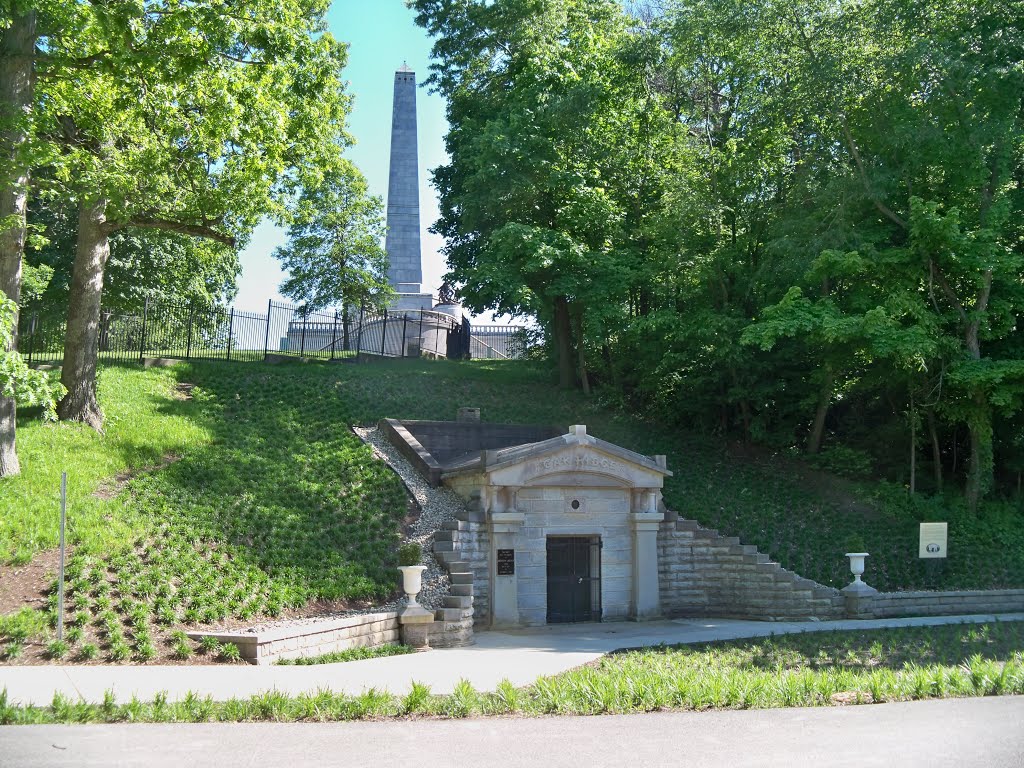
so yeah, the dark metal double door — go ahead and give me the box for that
[546,536,601,623]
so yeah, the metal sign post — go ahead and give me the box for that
[57,472,67,642]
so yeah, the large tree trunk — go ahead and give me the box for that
[552,295,574,389]
[965,394,993,513]
[963,317,993,511]
[574,306,590,395]
[926,409,943,493]
[806,365,834,455]
[0,11,37,477]
[58,199,112,430]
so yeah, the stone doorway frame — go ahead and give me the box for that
[545,535,603,624]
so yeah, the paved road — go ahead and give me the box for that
[3,613,1022,705]
[1,697,1022,768]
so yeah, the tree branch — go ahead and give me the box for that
[128,216,235,246]
[838,116,908,230]
[929,259,967,323]
[218,52,266,65]
[34,49,112,71]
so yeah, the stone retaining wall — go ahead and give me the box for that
[870,589,1024,618]
[658,514,844,621]
[187,611,400,665]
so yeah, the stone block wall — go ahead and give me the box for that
[658,515,844,621]
[187,612,400,665]
[871,589,1024,618]
[515,486,636,625]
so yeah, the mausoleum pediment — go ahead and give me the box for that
[443,425,671,490]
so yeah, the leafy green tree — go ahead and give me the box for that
[0,296,63,426]
[274,162,391,312]
[35,1,351,429]
[414,0,683,389]
[26,195,239,314]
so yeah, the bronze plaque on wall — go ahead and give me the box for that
[496,549,515,575]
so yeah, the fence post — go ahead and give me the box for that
[418,311,424,355]
[263,299,272,360]
[331,309,339,361]
[401,315,408,358]
[356,303,364,358]
[380,309,388,356]
[26,312,35,367]
[185,304,194,359]
[226,307,235,360]
[139,298,149,364]
[300,309,308,357]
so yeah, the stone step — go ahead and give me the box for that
[450,572,474,585]
[440,520,461,531]
[433,530,456,542]
[444,560,470,572]
[433,541,457,553]
[443,595,473,609]
[435,607,463,622]
[674,520,700,533]
[450,584,474,597]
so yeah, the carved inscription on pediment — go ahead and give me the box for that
[531,450,624,477]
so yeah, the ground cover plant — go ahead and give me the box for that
[273,643,413,665]
[1,361,409,663]
[1,622,1021,723]
[1,357,1022,665]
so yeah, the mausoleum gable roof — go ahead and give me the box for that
[441,426,671,479]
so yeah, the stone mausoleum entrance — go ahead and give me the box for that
[546,536,602,623]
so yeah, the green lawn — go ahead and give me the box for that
[2,622,1021,723]
[1,357,1022,665]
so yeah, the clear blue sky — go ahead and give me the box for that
[233,0,449,312]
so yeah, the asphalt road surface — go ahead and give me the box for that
[1,696,1022,768]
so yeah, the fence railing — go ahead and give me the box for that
[18,298,528,366]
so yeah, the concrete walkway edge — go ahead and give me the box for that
[2,612,1022,706]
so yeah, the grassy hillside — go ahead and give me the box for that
[1,357,1022,663]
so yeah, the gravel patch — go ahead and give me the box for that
[238,426,465,635]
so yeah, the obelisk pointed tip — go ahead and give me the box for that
[397,62,414,73]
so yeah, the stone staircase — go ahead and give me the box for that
[659,513,845,621]
[429,520,477,646]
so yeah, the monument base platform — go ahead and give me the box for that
[390,292,435,312]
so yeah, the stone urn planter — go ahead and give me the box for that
[845,552,869,583]
[399,565,428,607]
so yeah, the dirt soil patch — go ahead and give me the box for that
[0,548,59,616]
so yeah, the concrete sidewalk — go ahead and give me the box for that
[2,612,1022,706]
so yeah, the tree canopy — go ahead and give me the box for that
[414,0,1024,506]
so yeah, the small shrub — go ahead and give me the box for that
[172,638,193,660]
[135,641,157,662]
[3,641,24,660]
[108,641,131,662]
[198,636,220,654]
[78,643,100,661]
[46,639,69,659]
[401,681,432,714]
[217,642,241,663]
[397,542,421,567]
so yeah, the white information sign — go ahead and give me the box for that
[919,522,948,559]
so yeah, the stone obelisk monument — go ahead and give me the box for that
[385,64,433,311]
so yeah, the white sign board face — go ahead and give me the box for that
[919,522,948,559]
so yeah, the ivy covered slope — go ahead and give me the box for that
[2,358,1023,664]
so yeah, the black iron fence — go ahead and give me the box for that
[18,298,528,366]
